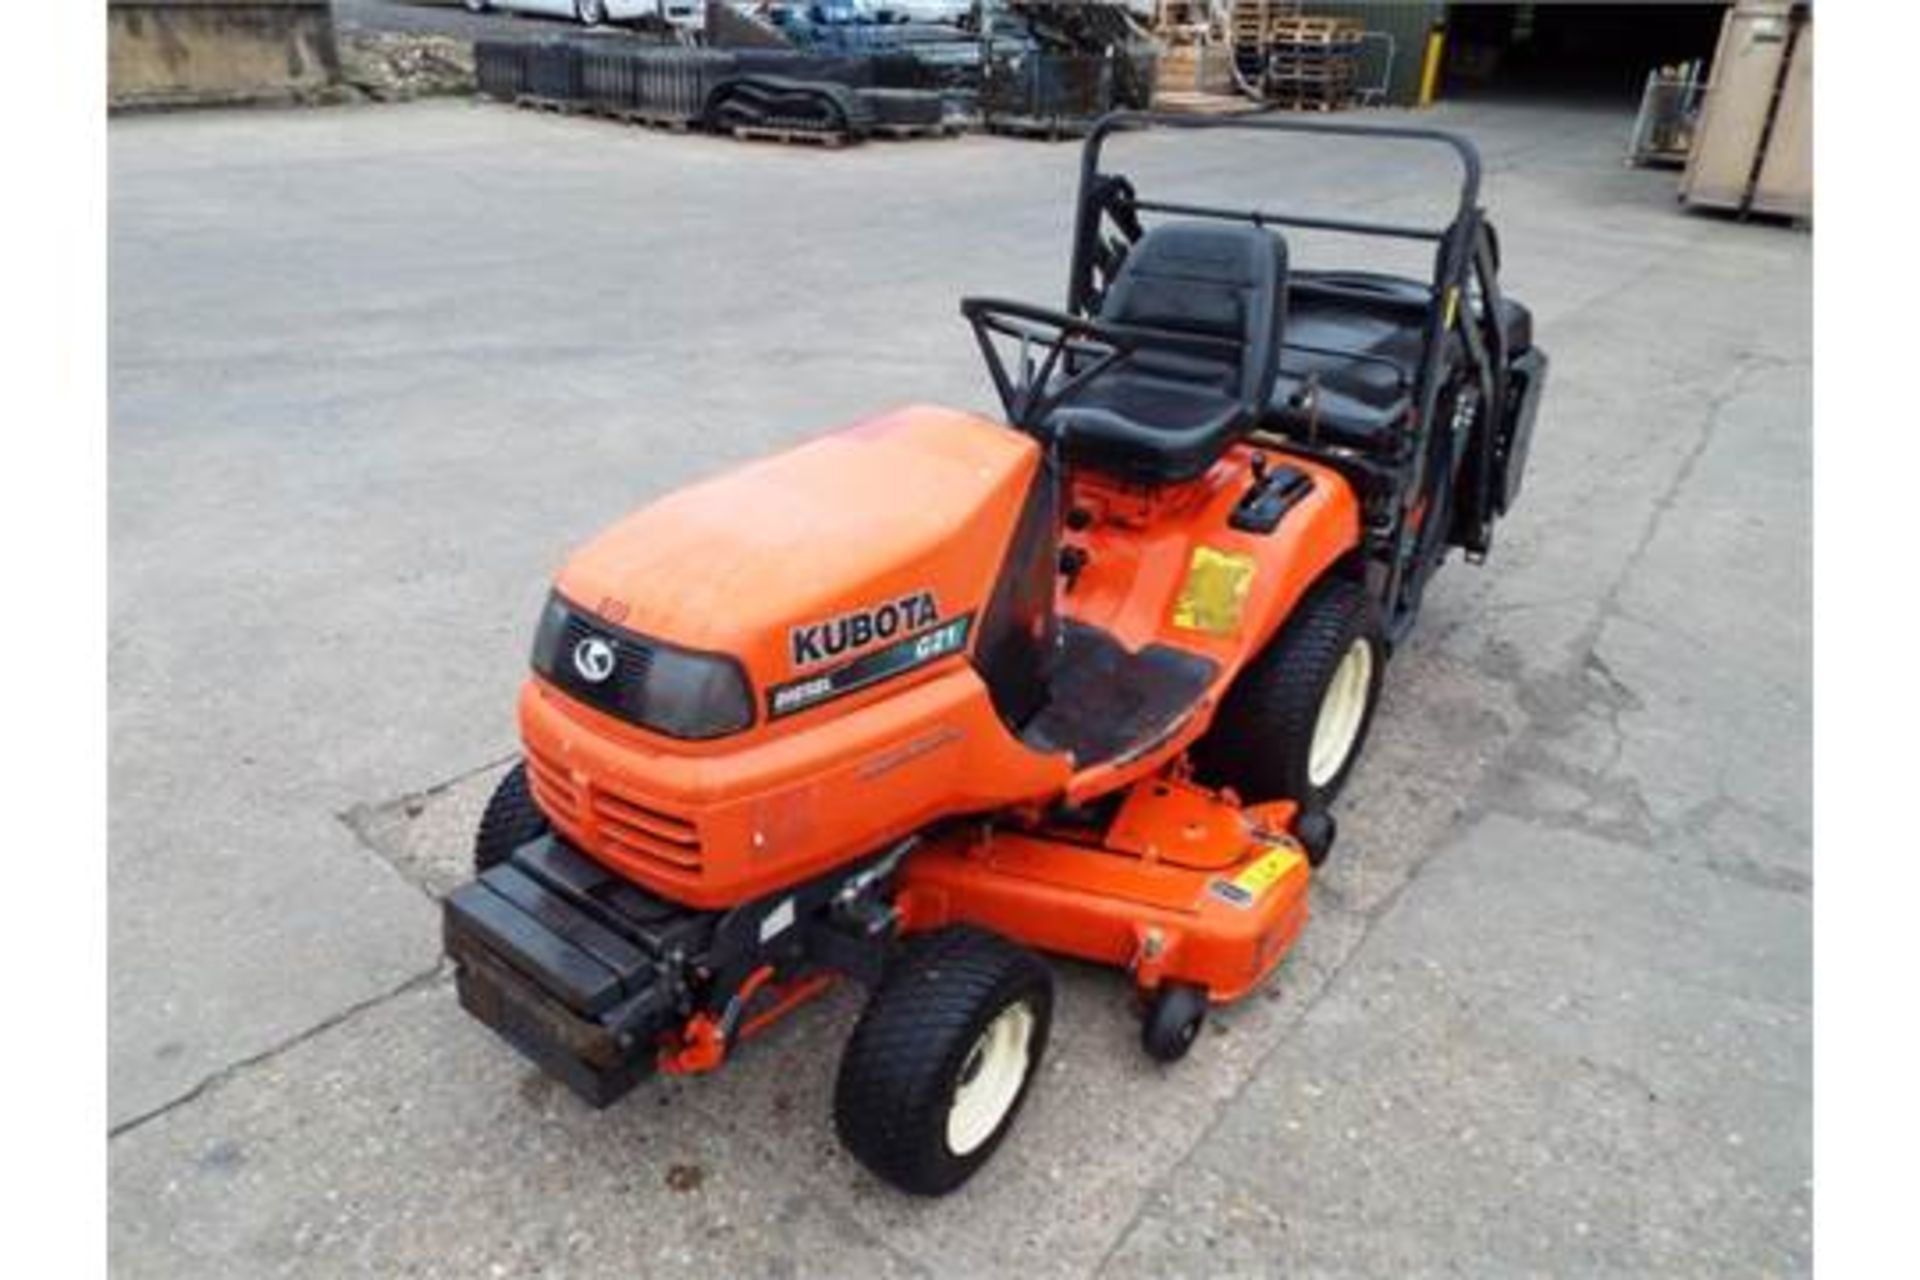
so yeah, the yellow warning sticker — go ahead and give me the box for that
[1232,848,1298,898]
[1443,285,1460,330]
[1209,847,1303,910]
[1172,545,1257,636]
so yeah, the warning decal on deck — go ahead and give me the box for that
[1208,846,1302,910]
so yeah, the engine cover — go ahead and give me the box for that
[523,406,1071,909]
[554,405,1040,719]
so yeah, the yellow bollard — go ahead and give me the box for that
[1418,25,1447,107]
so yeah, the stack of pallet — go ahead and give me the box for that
[1153,1,1234,100]
[1228,0,1296,91]
[1228,4,1363,111]
[1262,13,1362,110]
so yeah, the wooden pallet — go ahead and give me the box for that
[1268,55,1358,74]
[1153,91,1269,117]
[730,124,853,148]
[1265,93,1352,113]
[1266,76,1354,96]
[1267,44,1361,62]
[1267,64,1359,84]
[1157,43,1237,96]
[1269,15,1363,45]
[982,115,1094,142]
[516,95,590,115]
[594,106,696,133]
[1229,0,1300,42]
[870,120,959,141]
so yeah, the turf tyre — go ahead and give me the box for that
[473,761,550,873]
[834,927,1053,1196]
[1194,575,1385,810]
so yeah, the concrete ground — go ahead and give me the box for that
[109,97,1810,1276]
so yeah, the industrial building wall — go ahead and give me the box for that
[109,0,339,109]
[1303,1,1445,106]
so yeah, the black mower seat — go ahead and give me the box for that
[1263,273,1534,453]
[1044,221,1287,485]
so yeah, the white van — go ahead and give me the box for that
[464,0,707,35]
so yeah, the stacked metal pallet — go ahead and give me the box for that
[977,0,1159,138]
[978,50,1116,138]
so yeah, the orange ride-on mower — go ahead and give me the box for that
[444,114,1548,1195]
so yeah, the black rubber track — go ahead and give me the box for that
[1191,575,1385,811]
[705,76,876,139]
[855,88,946,128]
[834,927,1053,1196]
[473,761,551,873]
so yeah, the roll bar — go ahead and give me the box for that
[1067,111,1484,315]
[1059,112,1501,644]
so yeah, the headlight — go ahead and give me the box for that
[638,644,756,739]
[530,593,754,740]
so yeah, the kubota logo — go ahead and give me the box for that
[790,590,940,668]
[571,635,616,684]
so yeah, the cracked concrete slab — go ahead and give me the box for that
[109,982,925,1280]
[108,903,1372,1277]
[342,758,514,898]
[1103,819,1811,1277]
[1104,188,1809,1270]
[111,95,1808,1275]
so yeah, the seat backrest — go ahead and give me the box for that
[1098,221,1288,411]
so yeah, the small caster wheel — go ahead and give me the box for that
[1142,983,1208,1063]
[1294,809,1336,868]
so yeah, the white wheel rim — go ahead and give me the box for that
[945,1001,1036,1157]
[1308,638,1374,788]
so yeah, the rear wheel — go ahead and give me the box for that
[473,761,549,873]
[576,0,610,25]
[1193,576,1385,811]
[834,927,1053,1196]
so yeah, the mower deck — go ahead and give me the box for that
[900,782,1312,1003]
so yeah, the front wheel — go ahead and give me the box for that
[575,0,610,25]
[1193,576,1386,811]
[473,761,550,873]
[833,927,1053,1196]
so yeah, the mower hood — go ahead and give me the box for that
[552,405,1041,713]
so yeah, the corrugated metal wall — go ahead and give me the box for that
[1301,1,1446,105]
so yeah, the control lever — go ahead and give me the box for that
[1229,458,1315,534]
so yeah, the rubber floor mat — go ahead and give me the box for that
[1020,621,1217,769]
